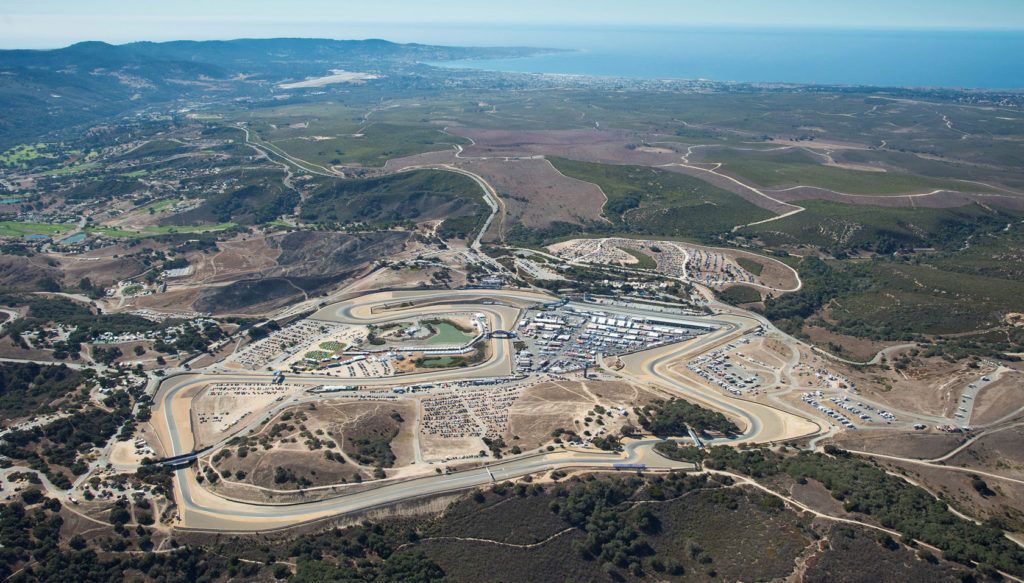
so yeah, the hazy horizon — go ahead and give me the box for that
[7,23,1024,52]
[7,25,1021,90]
[2,1,1022,89]
[2,0,1023,49]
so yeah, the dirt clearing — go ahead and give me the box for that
[971,370,1024,425]
[831,430,964,459]
[507,380,659,450]
[456,157,606,229]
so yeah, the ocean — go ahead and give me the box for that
[427,26,1024,90]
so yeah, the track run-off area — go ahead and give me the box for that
[151,289,823,533]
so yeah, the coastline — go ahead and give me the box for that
[424,27,1024,90]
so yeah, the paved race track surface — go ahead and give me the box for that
[152,289,820,532]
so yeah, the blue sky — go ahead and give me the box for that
[2,0,1023,48]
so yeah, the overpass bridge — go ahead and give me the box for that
[154,446,212,468]
[540,297,568,309]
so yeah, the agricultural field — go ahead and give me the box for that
[221,100,369,134]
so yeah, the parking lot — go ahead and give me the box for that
[313,354,394,378]
[228,320,345,370]
[687,335,769,397]
[797,392,897,430]
[956,364,1005,425]
[548,237,759,288]
[195,381,294,433]
[515,304,713,374]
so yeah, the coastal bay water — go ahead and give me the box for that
[429,26,1024,89]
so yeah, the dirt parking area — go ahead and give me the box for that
[874,358,999,419]
[191,381,302,447]
[59,249,149,288]
[109,440,149,467]
[419,434,483,463]
[548,237,800,292]
[418,382,518,460]
[0,337,60,362]
[970,371,1024,426]
[831,430,964,459]
[789,478,857,519]
[738,337,793,371]
[792,347,993,420]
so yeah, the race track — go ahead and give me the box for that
[150,289,821,532]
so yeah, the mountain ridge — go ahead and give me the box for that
[0,37,555,148]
